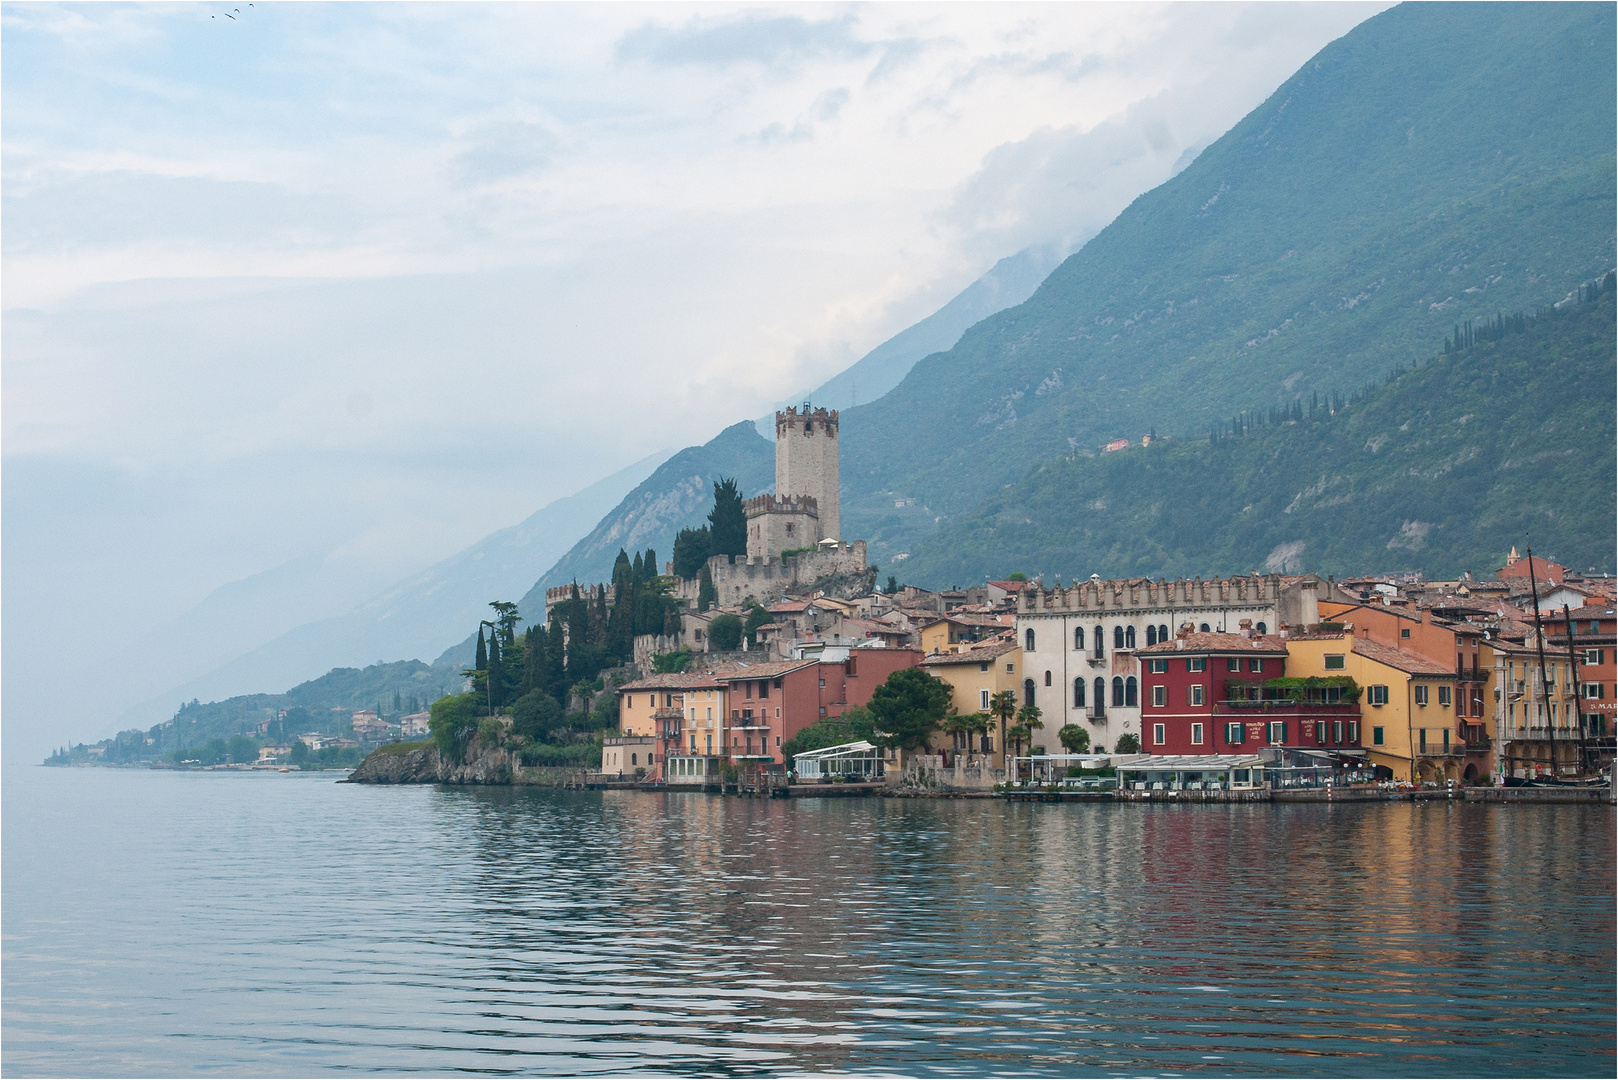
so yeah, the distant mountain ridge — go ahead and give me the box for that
[112,452,665,731]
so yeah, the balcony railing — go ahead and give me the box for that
[1214,700,1360,712]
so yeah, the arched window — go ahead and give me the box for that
[1094,627,1105,658]
[1114,626,1126,650]
[1200,622,1211,633]
[1074,626,1085,650]
[1025,628,1036,652]
[1044,670,1052,687]
[1111,676,1125,707]
[1125,676,1138,707]
[1125,625,1137,649]
[1159,624,1170,642]
[1093,678,1107,715]
[1146,625,1157,646]
[1255,621,1268,635]
[1023,678,1036,707]
[1074,678,1086,707]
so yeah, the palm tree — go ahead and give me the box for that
[989,691,1017,768]
[1016,704,1045,782]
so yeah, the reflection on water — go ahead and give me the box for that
[3,766,1613,1076]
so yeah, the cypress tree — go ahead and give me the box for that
[642,548,658,580]
[698,564,717,612]
[631,551,644,580]
[487,634,504,708]
[475,625,488,671]
[708,477,747,562]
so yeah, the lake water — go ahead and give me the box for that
[3,766,1614,1077]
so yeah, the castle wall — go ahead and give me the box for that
[776,406,840,542]
[676,541,869,608]
[743,494,819,561]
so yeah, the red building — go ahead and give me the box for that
[715,647,923,767]
[1138,631,1362,755]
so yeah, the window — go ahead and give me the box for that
[631,753,638,765]
[980,689,991,710]
[1114,626,1125,650]
[1148,659,1168,673]
[1187,657,1207,672]
[1024,679,1036,706]
[1372,726,1385,746]
[1006,663,1015,673]
[1073,679,1086,708]
[819,678,826,688]
[1249,659,1264,673]
[1153,723,1166,745]
[1228,657,1242,672]
[1125,626,1137,649]
[1414,685,1429,706]
[1438,686,1451,707]
[1315,721,1326,742]
[1199,622,1211,632]
[1146,625,1157,646]
[819,707,826,718]
[1045,670,1052,687]
[1226,722,1244,744]
[1094,678,1106,714]
[1584,648,1605,665]
[1158,624,1170,642]
[1400,628,1411,638]
[759,680,769,699]
[1348,721,1359,743]
[1125,676,1138,707]
[1441,729,1449,753]
[1583,683,1604,699]
[1189,684,1205,706]
[979,662,990,672]
[1094,627,1105,658]
[1418,729,1427,752]
[1074,627,1085,650]
[1268,721,1287,745]
[1025,629,1036,651]
[1152,685,1166,707]
[1333,720,1344,744]
[1112,677,1125,707]
[1367,685,1389,706]
[1255,622,1267,635]
[1191,723,1204,745]
[1324,654,1346,670]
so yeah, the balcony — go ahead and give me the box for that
[1213,699,1359,714]
[729,722,772,732]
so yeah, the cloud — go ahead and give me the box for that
[615,12,871,69]
[450,122,559,184]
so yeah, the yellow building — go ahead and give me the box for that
[919,639,1022,768]
[918,614,1013,656]
[1286,632,1459,782]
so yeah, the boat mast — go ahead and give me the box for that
[1525,547,1557,776]
[1562,603,1591,777]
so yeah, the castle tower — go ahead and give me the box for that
[775,403,839,543]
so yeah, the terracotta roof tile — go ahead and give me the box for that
[1348,637,1454,676]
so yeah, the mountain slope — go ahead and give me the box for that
[110,452,663,731]
[779,244,1071,416]
[899,283,1617,586]
[839,2,1616,553]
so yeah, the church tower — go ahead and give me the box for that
[774,403,840,543]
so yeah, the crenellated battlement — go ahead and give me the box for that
[775,404,839,436]
[744,494,819,519]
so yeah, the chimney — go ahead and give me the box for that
[1177,622,1194,639]
[1238,618,1253,639]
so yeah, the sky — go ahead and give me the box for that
[2,1,1387,761]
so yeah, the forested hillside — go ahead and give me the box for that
[899,279,1617,586]
[77,660,459,764]
[840,2,1616,557]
